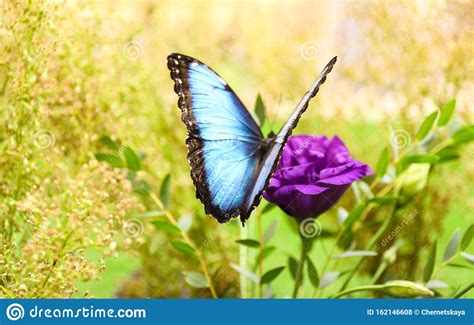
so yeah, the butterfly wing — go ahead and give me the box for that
[240,57,338,223]
[167,53,264,223]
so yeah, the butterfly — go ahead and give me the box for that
[167,53,337,224]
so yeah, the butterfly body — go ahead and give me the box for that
[167,53,336,224]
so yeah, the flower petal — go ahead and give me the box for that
[318,161,374,186]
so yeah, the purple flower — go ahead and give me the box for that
[264,135,374,221]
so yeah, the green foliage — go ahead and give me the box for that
[159,174,171,209]
[236,239,261,248]
[443,229,461,262]
[182,272,209,288]
[416,111,438,141]
[375,148,389,178]
[437,99,456,127]
[423,240,437,283]
[306,257,320,288]
[123,147,141,171]
[152,221,181,234]
[254,94,266,127]
[343,203,365,228]
[261,267,285,284]
[461,225,474,250]
[171,241,196,256]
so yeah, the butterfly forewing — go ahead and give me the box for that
[168,53,263,223]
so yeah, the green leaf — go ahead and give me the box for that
[368,195,400,205]
[375,147,389,178]
[447,262,473,269]
[260,266,285,285]
[398,154,439,171]
[262,203,277,214]
[95,153,124,168]
[306,257,319,288]
[343,203,365,229]
[99,135,119,152]
[152,220,180,234]
[235,239,260,248]
[133,179,152,196]
[460,252,474,264]
[337,207,349,226]
[171,240,195,255]
[254,246,277,270]
[260,246,277,260]
[452,125,474,144]
[182,271,208,288]
[230,263,259,284]
[254,94,266,127]
[288,257,298,280]
[461,224,474,250]
[177,214,193,232]
[423,240,437,283]
[437,146,460,163]
[426,280,449,289]
[263,220,279,244]
[437,99,456,127]
[416,111,438,141]
[443,228,460,262]
[123,146,141,171]
[159,174,171,208]
[338,229,354,250]
[319,272,340,288]
[334,250,378,259]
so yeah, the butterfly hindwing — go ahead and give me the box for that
[168,53,264,223]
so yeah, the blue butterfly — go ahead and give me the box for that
[167,53,336,224]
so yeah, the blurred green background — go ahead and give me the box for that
[1,0,472,298]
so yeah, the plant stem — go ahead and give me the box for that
[257,208,264,298]
[150,193,218,299]
[239,224,248,298]
[292,235,312,298]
